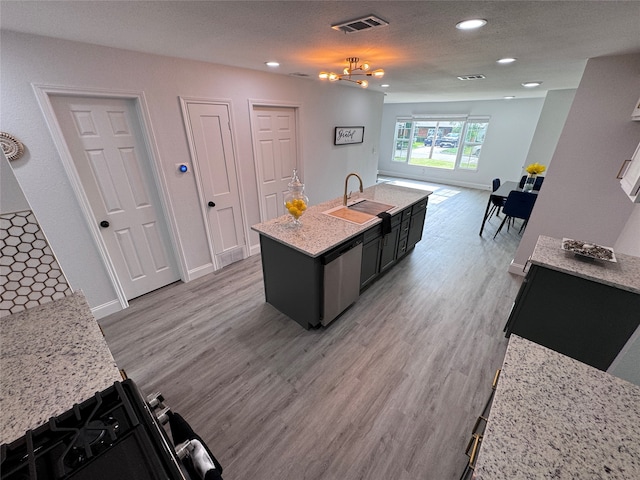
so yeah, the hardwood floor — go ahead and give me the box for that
[100,180,523,480]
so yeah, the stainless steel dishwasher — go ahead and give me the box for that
[321,238,363,326]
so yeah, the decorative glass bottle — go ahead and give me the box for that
[284,169,309,226]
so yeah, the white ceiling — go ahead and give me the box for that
[2,1,639,103]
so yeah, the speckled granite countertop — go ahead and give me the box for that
[251,183,431,257]
[475,335,640,479]
[530,235,640,294]
[0,292,122,444]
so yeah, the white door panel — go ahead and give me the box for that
[51,95,179,299]
[251,106,299,221]
[183,101,246,269]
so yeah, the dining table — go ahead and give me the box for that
[479,180,538,236]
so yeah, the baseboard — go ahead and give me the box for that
[187,263,215,281]
[249,243,261,257]
[377,170,491,191]
[92,299,124,319]
[508,260,527,276]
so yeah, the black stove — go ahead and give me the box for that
[1,380,221,480]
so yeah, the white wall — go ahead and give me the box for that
[378,98,545,190]
[522,89,576,170]
[1,152,30,214]
[513,53,640,271]
[614,206,640,256]
[0,31,384,315]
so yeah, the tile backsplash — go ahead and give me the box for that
[0,210,72,317]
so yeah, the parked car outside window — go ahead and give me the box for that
[424,134,443,146]
[439,134,459,148]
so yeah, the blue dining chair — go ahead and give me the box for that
[493,191,537,238]
[488,178,506,219]
[518,175,528,189]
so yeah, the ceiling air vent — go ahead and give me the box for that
[457,74,486,81]
[331,15,389,34]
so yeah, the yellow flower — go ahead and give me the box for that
[525,163,546,175]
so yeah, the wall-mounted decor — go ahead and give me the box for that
[0,132,25,161]
[334,126,365,145]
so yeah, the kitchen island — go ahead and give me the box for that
[251,183,431,329]
[474,335,640,479]
[0,292,122,444]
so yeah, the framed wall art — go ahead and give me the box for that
[334,126,364,145]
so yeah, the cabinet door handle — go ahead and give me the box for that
[468,434,482,469]
[492,369,501,389]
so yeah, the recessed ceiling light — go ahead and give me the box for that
[521,81,542,88]
[456,19,487,30]
[504,96,516,99]
[497,58,517,64]
[381,84,390,88]
[265,61,280,67]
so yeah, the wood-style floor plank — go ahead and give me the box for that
[100,180,523,480]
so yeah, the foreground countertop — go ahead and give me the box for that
[475,335,640,479]
[530,235,640,294]
[0,292,122,444]
[251,183,431,257]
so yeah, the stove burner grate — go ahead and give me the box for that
[1,380,186,480]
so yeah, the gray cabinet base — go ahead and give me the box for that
[259,235,322,329]
[505,265,640,370]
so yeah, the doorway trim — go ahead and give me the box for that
[32,84,187,314]
[179,96,250,272]
[248,99,303,231]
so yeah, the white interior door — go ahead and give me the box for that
[50,95,179,300]
[182,101,246,269]
[251,105,299,221]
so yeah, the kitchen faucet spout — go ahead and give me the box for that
[343,173,364,205]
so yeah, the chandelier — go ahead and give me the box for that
[319,57,385,88]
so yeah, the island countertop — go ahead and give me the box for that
[0,292,122,444]
[530,235,640,294]
[251,183,432,257]
[474,335,640,479]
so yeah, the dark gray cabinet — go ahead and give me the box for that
[460,369,501,480]
[505,264,640,370]
[407,198,427,251]
[359,198,428,290]
[360,225,382,289]
[380,215,401,272]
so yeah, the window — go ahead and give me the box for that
[392,116,489,171]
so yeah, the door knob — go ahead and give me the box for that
[208,201,216,207]
[100,220,110,228]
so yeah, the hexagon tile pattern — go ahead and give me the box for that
[1,210,72,317]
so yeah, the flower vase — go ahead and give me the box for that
[523,173,537,192]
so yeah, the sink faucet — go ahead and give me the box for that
[343,173,364,205]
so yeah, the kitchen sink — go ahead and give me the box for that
[322,200,395,225]
[346,199,395,216]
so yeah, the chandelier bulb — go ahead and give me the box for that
[319,57,383,86]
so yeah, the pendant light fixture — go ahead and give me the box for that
[319,57,384,88]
